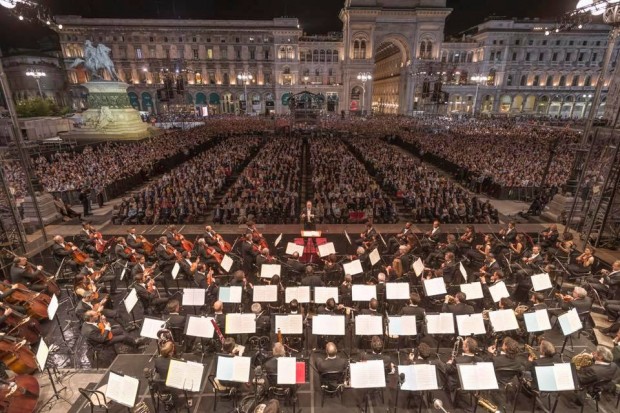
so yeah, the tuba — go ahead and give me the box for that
[571,351,594,370]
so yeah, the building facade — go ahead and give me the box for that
[54,1,616,118]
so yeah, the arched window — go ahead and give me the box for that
[559,75,566,87]
[520,75,527,86]
[223,73,229,85]
[533,75,540,87]
[320,50,325,62]
[326,50,332,62]
[546,75,553,87]
[333,50,339,61]
[353,40,360,59]
[584,75,592,87]
[572,75,579,87]
[313,49,319,62]
[419,39,434,59]
[506,74,513,86]
[300,49,307,62]
[360,40,366,59]
[283,66,291,75]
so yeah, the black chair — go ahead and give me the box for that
[266,373,295,408]
[318,370,346,407]
[78,387,109,412]
[207,374,238,411]
[580,378,613,413]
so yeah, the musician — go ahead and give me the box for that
[360,298,380,316]
[466,234,495,264]
[530,292,547,311]
[356,221,377,246]
[387,222,412,254]
[458,225,476,250]
[422,220,442,252]
[539,224,559,250]
[476,253,500,282]
[126,228,147,256]
[339,274,353,307]
[554,232,575,258]
[549,287,592,318]
[75,291,128,330]
[81,310,145,349]
[400,292,425,318]
[194,238,221,270]
[114,237,134,265]
[9,257,47,293]
[211,301,226,335]
[445,337,483,393]
[264,343,296,394]
[156,236,177,295]
[300,200,317,231]
[229,270,253,311]
[391,245,412,279]
[80,258,117,295]
[568,246,596,278]
[287,252,307,280]
[240,233,259,275]
[134,273,170,314]
[586,259,620,300]
[252,303,271,337]
[577,346,619,386]
[154,340,175,380]
[75,221,98,256]
[201,225,221,250]
[316,342,347,376]
[501,222,517,244]
[130,255,150,279]
[256,248,275,268]
[425,234,459,267]
[508,234,526,256]
[164,225,183,251]
[52,235,79,272]
[485,337,525,386]
[439,252,459,285]
[362,336,394,374]
[442,292,474,315]
[525,339,562,389]
[164,299,187,348]
[300,266,324,287]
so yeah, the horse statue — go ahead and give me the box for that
[70,40,120,81]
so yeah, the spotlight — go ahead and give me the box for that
[46,20,50,25]
[545,30,550,36]
[555,28,560,33]
[578,24,583,29]
[58,24,63,29]
[18,14,23,21]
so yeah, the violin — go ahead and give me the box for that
[0,283,50,321]
[0,303,40,345]
[97,315,113,341]
[555,292,574,302]
[0,334,37,375]
[251,228,268,250]
[0,374,40,413]
[206,267,214,286]
[64,242,89,265]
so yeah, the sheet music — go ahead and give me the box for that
[488,281,510,302]
[369,248,381,266]
[423,277,447,296]
[185,316,215,338]
[350,360,386,388]
[317,242,336,257]
[301,231,321,237]
[140,317,166,339]
[285,286,311,303]
[274,233,283,247]
[120,267,127,281]
[47,293,59,320]
[312,314,345,335]
[285,242,305,256]
[220,255,234,272]
[166,359,204,392]
[558,308,582,335]
[459,262,468,282]
[488,309,519,332]
[182,288,206,306]
[352,284,376,301]
[399,364,439,391]
[106,372,139,408]
[36,338,49,371]
[216,356,251,383]
[531,273,553,291]
[275,314,303,335]
[457,362,499,390]
[386,282,410,300]
[355,315,384,335]
[260,264,281,279]
[277,357,297,385]
[218,286,242,303]
[413,258,425,277]
[314,286,339,304]
[388,316,417,336]
[523,309,552,332]
[425,313,455,335]
[459,282,484,300]
[343,259,363,276]
[253,285,278,302]
[456,313,486,336]
[171,262,180,280]
[344,230,351,245]
[535,363,575,391]
[123,288,138,314]
[225,313,256,334]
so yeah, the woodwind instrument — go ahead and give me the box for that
[524,344,538,360]
[277,328,283,344]
[451,336,464,360]
[210,319,225,344]
[477,395,500,413]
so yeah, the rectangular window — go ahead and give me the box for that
[192,37,197,42]
[528,40,534,46]
[512,52,517,61]
[149,36,154,42]
[583,41,588,46]
[565,52,572,61]
[515,39,521,45]
[552,52,558,61]
[221,48,228,59]
[236,49,241,60]
[542,40,547,46]
[264,50,270,60]
[592,53,598,61]
[556,40,561,46]
[149,47,156,58]
[193,49,199,60]
[207,37,211,43]
[235,37,240,43]
[539,52,544,61]
[136,48,143,59]
[525,52,530,61]
[578,52,585,62]
[207,48,213,59]
[596,40,601,46]
[250,49,256,60]
[569,40,574,46]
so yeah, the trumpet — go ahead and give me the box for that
[477,395,500,413]
[514,305,529,317]
[445,294,456,304]
[524,344,538,360]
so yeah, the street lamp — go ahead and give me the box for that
[25,69,46,97]
[356,72,372,115]
[237,72,253,115]
[470,75,489,116]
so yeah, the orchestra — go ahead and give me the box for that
[3,219,620,413]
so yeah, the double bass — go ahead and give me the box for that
[0,334,37,375]
[0,374,40,413]
[0,303,40,344]
[0,284,50,321]
[214,232,232,253]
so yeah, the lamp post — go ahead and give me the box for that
[565,0,620,230]
[25,69,46,97]
[357,72,372,116]
[237,72,253,115]
[470,75,488,116]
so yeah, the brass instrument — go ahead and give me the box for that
[133,401,153,413]
[514,305,529,317]
[482,309,491,321]
[571,351,594,370]
[445,295,456,305]
[524,344,538,360]
[477,395,500,413]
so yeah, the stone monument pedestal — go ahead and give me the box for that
[542,193,583,225]
[69,81,153,141]
[22,193,62,233]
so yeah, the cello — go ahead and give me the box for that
[1,250,60,297]
[174,233,194,253]
[0,283,50,321]
[214,232,232,253]
[0,304,40,344]
[0,334,37,375]
[0,375,40,413]
[64,242,89,265]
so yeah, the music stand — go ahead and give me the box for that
[396,364,440,412]
[350,360,386,413]
[456,362,499,411]
[185,315,216,362]
[425,313,455,353]
[47,293,74,354]
[557,308,582,354]
[122,288,142,330]
[37,338,71,411]
[182,288,206,315]
[533,363,577,413]
[165,358,204,410]
[312,314,346,354]
[105,371,140,409]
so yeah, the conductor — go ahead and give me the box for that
[300,200,317,231]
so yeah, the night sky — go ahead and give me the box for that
[0,0,578,51]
